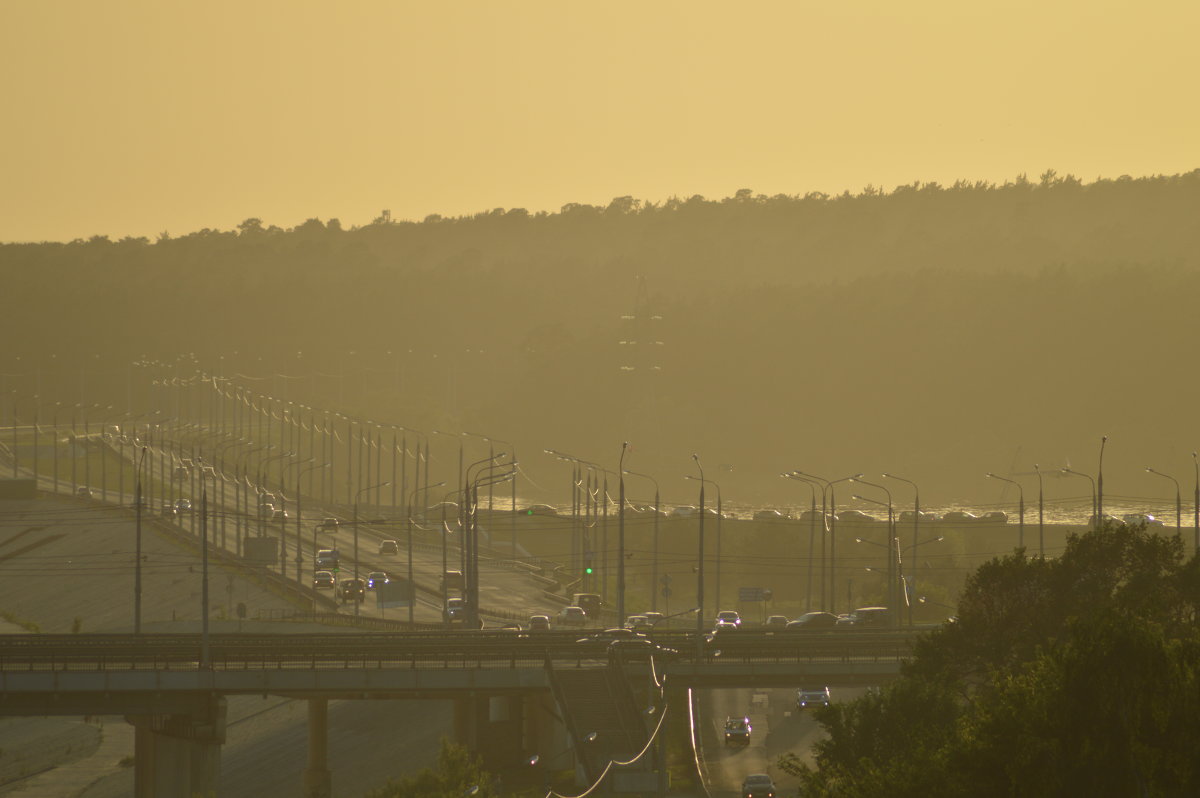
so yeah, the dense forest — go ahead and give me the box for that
[3,170,1200,505]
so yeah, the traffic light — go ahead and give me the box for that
[584,565,594,575]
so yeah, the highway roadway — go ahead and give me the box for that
[698,685,870,798]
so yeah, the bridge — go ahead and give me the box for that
[0,630,915,797]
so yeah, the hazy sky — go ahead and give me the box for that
[3,1,1197,243]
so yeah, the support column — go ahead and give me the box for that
[305,698,332,798]
[128,695,226,798]
[133,722,156,798]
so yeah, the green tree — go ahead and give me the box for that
[364,738,499,798]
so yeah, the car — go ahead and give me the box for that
[786,611,840,631]
[643,611,666,627]
[76,486,94,499]
[741,773,776,798]
[320,517,340,531]
[670,505,697,518]
[571,593,603,616]
[366,571,388,588]
[764,615,789,629]
[715,610,742,627]
[312,570,336,589]
[174,498,192,513]
[796,686,831,710]
[257,503,275,519]
[160,502,178,518]
[528,614,551,631]
[314,549,340,569]
[444,597,467,623]
[981,510,1009,523]
[754,509,787,522]
[521,504,558,517]
[580,627,643,644]
[1087,513,1124,529]
[846,606,891,628]
[337,579,365,603]
[834,614,857,629]
[836,509,877,523]
[899,510,939,523]
[557,606,587,626]
[173,465,190,480]
[272,507,291,522]
[797,509,832,523]
[711,619,738,637]
[1122,513,1165,529]
[942,510,979,523]
[724,716,752,746]
[624,614,651,632]
[379,539,399,555]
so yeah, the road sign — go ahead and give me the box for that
[376,579,414,609]
[738,586,766,602]
[661,586,672,598]
[660,574,673,585]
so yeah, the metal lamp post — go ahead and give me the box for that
[623,468,660,612]
[409,480,446,623]
[354,481,391,616]
[1062,467,1097,527]
[986,472,1025,550]
[849,487,896,621]
[783,473,820,612]
[1145,467,1182,538]
[1034,464,1045,558]
[618,442,628,621]
[295,462,329,583]
[691,454,706,659]
[1098,435,1108,521]
[686,473,722,616]
[1193,453,1199,553]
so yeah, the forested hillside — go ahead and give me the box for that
[4,170,1199,504]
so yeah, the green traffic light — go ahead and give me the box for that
[585,566,594,574]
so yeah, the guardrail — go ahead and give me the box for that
[0,630,920,672]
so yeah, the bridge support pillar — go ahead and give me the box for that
[454,693,487,750]
[128,695,226,798]
[304,698,332,798]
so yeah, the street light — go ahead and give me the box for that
[782,472,820,612]
[882,472,920,622]
[849,488,896,622]
[409,480,447,623]
[1145,467,1182,538]
[687,472,723,615]
[295,461,329,583]
[692,454,706,658]
[985,472,1026,550]
[1061,467,1097,526]
[1033,464,1046,559]
[1193,453,1200,553]
[623,468,660,612]
[618,442,629,621]
[354,481,391,616]
[1098,435,1108,521]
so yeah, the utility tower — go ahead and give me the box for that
[618,277,664,458]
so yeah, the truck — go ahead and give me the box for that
[442,570,464,594]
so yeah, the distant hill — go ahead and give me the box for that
[3,169,1199,504]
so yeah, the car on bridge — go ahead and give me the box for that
[76,485,95,499]
[312,570,335,589]
[715,610,742,628]
[753,509,788,522]
[366,571,388,588]
[338,579,366,603]
[724,716,752,746]
[607,636,679,664]
[379,539,399,555]
[174,498,192,514]
[624,615,652,632]
[796,686,831,710]
[528,614,552,631]
[521,504,558,517]
[315,549,340,569]
[741,773,776,798]
[444,597,467,624]
[557,606,587,626]
[764,615,789,629]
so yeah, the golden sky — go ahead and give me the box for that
[2,1,1197,242]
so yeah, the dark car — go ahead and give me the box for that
[723,716,752,746]
[312,570,335,589]
[836,509,877,523]
[337,579,365,603]
[754,509,787,522]
[366,571,388,588]
[786,611,840,631]
[764,615,789,629]
[942,510,979,523]
[741,774,776,798]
